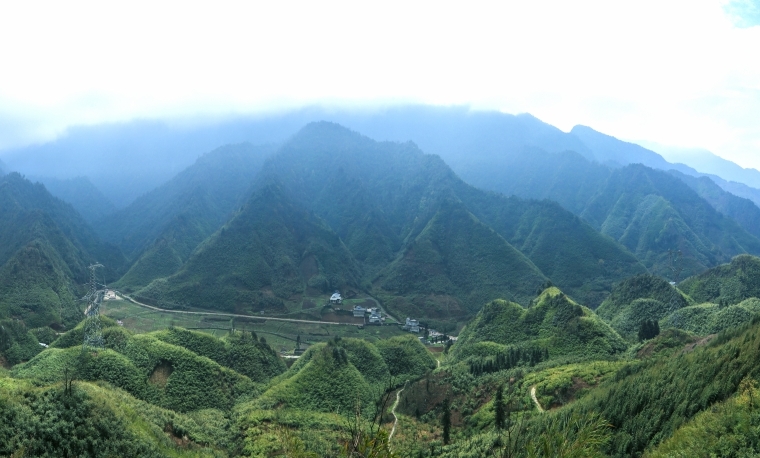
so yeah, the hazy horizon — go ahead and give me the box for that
[1,1,759,169]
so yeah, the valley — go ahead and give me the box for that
[3,111,760,457]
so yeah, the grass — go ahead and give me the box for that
[101,299,408,354]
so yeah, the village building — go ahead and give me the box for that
[368,310,382,325]
[330,291,342,304]
[353,305,366,317]
[403,317,420,333]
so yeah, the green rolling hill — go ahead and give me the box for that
[679,254,760,305]
[452,287,628,361]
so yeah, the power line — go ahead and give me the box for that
[82,263,105,351]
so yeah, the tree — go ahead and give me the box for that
[296,334,302,351]
[494,384,505,430]
[638,319,660,341]
[442,398,451,445]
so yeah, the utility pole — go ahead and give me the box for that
[82,263,105,351]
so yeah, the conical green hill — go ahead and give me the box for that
[453,287,627,360]
[143,182,362,312]
[595,274,691,339]
[376,200,547,316]
[254,341,375,414]
[15,325,257,413]
[679,254,760,305]
[151,327,286,384]
[374,334,436,382]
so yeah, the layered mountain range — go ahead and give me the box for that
[2,109,760,330]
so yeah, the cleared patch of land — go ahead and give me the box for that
[101,299,408,353]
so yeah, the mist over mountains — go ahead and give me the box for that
[2,107,760,323]
[4,106,760,211]
[6,106,760,457]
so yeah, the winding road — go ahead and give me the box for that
[116,293,364,327]
[389,385,405,442]
[530,386,544,413]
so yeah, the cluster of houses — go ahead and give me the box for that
[353,305,383,324]
[331,291,385,325]
[402,317,457,345]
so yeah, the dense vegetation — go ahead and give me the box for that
[108,143,274,290]
[138,123,647,320]
[453,287,628,361]
[0,173,126,332]
[680,254,760,305]
[6,113,760,456]
[14,324,273,413]
[595,274,690,340]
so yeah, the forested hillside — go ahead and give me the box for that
[30,175,116,224]
[101,143,273,290]
[5,109,760,457]
[0,173,126,331]
[136,122,645,319]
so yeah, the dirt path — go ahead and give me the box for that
[389,385,405,442]
[117,293,363,327]
[530,386,544,413]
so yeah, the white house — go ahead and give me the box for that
[330,291,342,304]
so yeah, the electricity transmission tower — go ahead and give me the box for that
[82,263,105,351]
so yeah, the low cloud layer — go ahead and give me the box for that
[1,0,759,169]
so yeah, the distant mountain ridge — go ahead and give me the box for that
[28,176,116,224]
[130,122,646,320]
[8,106,758,210]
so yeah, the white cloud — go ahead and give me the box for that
[1,0,759,169]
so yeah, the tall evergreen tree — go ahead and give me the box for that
[442,398,451,445]
[494,384,505,430]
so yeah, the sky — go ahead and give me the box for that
[1,0,759,169]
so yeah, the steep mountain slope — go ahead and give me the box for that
[461,191,647,306]
[570,125,673,170]
[99,143,272,258]
[375,200,547,317]
[654,145,760,190]
[261,122,644,308]
[668,169,760,240]
[581,164,760,278]
[101,143,272,290]
[0,173,126,329]
[30,176,116,224]
[141,182,362,313]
